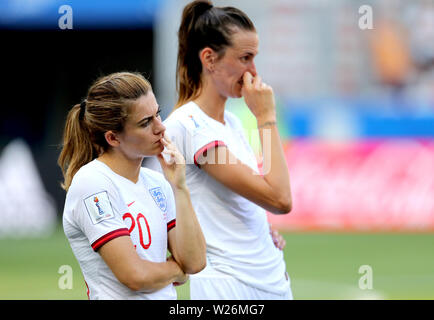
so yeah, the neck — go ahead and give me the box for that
[98,151,142,184]
[193,77,227,124]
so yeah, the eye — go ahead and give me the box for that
[140,120,151,128]
[140,107,162,128]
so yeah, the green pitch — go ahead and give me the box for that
[0,225,433,299]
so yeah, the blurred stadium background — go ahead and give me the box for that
[0,0,433,299]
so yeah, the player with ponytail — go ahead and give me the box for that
[163,1,293,299]
[59,72,205,299]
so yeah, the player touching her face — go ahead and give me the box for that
[160,0,293,300]
[58,72,206,299]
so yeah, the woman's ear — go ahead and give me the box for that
[199,47,216,72]
[104,131,120,148]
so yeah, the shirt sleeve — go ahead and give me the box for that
[72,173,129,251]
[164,181,176,232]
[164,117,226,168]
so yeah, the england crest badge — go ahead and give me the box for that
[149,187,167,213]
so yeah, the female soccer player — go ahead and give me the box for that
[58,72,206,299]
[163,0,293,299]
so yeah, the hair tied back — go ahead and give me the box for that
[79,100,86,120]
[195,0,213,17]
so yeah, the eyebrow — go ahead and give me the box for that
[242,51,258,58]
[137,106,161,125]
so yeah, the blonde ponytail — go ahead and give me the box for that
[58,104,97,191]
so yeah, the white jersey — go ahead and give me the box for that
[63,159,177,300]
[161,101,290,295]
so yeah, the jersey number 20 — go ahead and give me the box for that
[122,213,151,250]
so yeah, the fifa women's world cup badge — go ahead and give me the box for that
[84,191,115,225]
[94,196,105,215]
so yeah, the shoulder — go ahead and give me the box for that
[164,102,203,132]
[64,161,121,224]
[164,103,192,125]
[68,160,117,197]
[71,160,111,184]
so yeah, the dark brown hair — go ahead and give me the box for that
[175,0,255,108]
[58,72,151,190]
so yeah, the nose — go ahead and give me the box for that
[153,116,166,136]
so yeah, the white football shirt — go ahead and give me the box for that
[63,159,176,300]
[160,101,290,295]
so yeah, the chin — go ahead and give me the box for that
[154,144,165,155]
